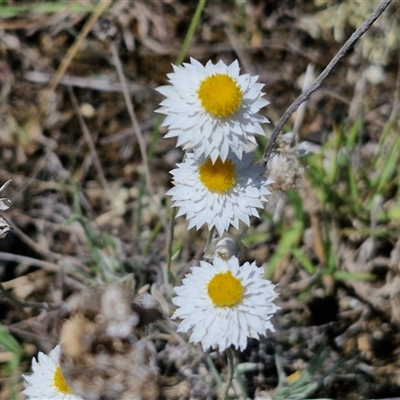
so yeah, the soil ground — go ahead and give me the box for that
[1,1,400,399]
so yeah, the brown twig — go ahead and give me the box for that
[262,0,393,166]
[48,0,112,92]
[8,222,62,263]
[0,281,59,312]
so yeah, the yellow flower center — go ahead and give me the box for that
[53,365,74,394]
[207,270,244,307]
[197,73,242,118]
[199,158,236,194]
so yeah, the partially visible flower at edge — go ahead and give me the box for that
[167,152,272,236]
[0,180,12,239]
[0,179,12,211]
[171,256,279,352]
[156,58,269,162]
[23,345,82,400]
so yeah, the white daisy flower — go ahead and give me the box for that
[172,256,279,352]
[167,152,272,236]
[23,345,81,400]
[156,58,269,162]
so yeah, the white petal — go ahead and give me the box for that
[155,58,269,159]
[171,257,279,352]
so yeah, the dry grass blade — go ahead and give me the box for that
[48,0,112,92]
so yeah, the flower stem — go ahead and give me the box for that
[166,207,178,272]
[204,226,215,255]
[176,0,207,65]
[222,347,235,400]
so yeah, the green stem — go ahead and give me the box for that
[205,354,223,389]
[222,347,236,399]
[163,0,206,279]
[176,0,207,65]
[204,226,215,256]
[166,207,178,274]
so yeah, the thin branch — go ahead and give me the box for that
[262,0,392,165]
[0,281,59,312]
[109,43,152,195]
[109,42,168,231]
[0,251,60,272]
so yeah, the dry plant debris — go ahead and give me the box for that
[0,1,400,399]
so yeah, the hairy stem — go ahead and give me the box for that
[222,347,236,399]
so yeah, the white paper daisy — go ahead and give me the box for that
[172,256,279,352]
[23,345,81,400]
[156,58,269,162]
[167,152,272,236]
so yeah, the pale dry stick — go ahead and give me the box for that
[109,42,168,230]
[48,0,112,92]
[109,42,152,193]
[9,222,62,263]
[224,24,253,75]
[389,51,400,123]
[25,71,148,94]
[348,72,367,123]
[0,251,60,273]
[293,63,315,135]
[67,86,113,203]
[262,0,393,166]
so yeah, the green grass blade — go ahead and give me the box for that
[0,3,95,18]
[292,248,316,275]
[333,270,373,281]
[0,325,23,400]
[265,220,304,279]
